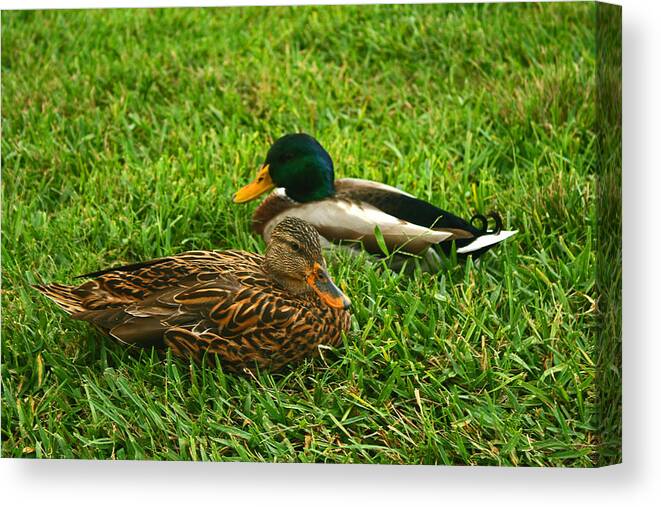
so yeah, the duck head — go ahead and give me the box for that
[263,217,350,310]
[234,133,336,204]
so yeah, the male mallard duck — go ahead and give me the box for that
[234,133,516,266]
[34,217,351,373]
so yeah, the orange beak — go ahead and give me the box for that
[233,164,275,203]
[306,263,351,310]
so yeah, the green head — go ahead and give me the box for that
[234,133,336,204]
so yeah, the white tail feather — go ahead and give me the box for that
[456,230,518,254]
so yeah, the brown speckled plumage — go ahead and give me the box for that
[34,218,351,373]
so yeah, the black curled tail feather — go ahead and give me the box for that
[470,214,489,234]
[488,212,503,233]
[469,211,503,235]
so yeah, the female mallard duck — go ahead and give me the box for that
[34,217,351,373]
[234,133,516,266]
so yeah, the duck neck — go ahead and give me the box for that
[276,156,336,203]
[262,257,311,296]
[285,180,335,203]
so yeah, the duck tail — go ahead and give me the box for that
[469,211,503,235]
[454,211,518,257]
[33,283,85,315]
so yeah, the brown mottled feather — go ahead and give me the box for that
[34,247,350,373]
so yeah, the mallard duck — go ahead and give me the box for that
[34,217,351,373]
[234,133,517,267]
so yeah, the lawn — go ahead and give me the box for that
[1,3,619,465]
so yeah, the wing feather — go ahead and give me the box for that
[261,197,452,255]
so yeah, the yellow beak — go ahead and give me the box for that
[233,164,275,203]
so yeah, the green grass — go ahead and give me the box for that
[2,3,617,465]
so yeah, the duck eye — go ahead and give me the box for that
[289,242,300,252]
